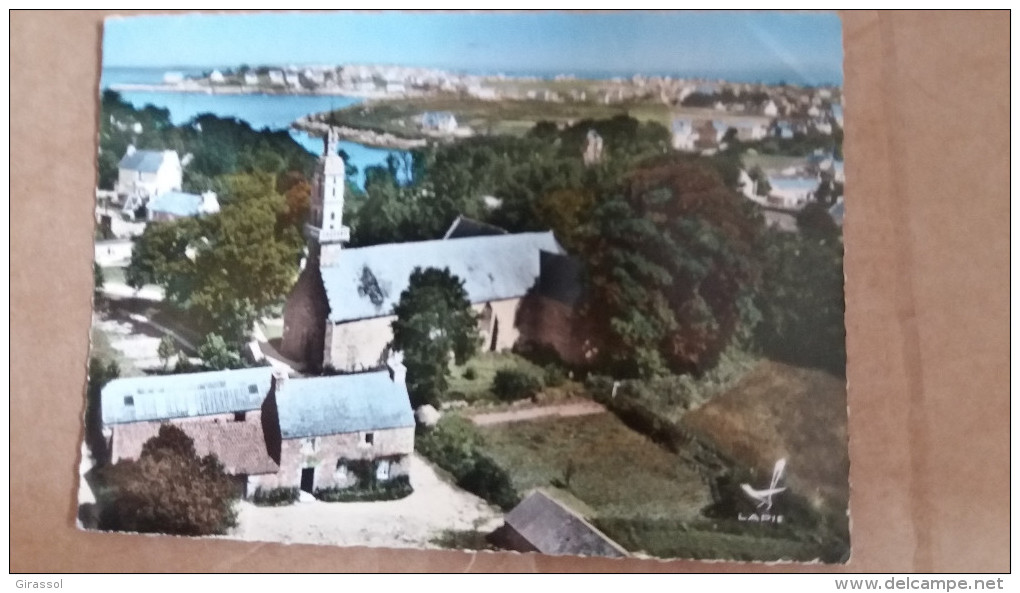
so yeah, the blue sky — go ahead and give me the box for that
[104,11,843,85]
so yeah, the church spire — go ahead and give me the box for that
[305,126,349,267]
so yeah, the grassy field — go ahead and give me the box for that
[476,413,711,522]
[446,351,546,405]
[326,95,674,142]
[681,360,850,521]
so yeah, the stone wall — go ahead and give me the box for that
[280,264,328,369]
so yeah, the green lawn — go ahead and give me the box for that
[446,351,543,404]
[475,413,711,522]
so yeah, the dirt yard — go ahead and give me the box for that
[227,454,504,549]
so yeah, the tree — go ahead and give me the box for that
[127,173,302,341]
[85,357,120,464]
[578,157,763,377]
[390,267,479,408]
[99,424,239,536]
[157,335,177,371]
[754,226,845,376]
[198,333,244,371]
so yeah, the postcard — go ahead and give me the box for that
[80,10,848,563]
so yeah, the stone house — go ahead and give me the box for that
[280,128,577,373]
[99,364,415,497]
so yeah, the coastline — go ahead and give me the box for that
[109,83,407,101]
[293,117,429,151]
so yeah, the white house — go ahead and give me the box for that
[762,100,779,117]
[243,73,259,85]
[209,70,225,83]
[766,176,819,210]
[268,70,285,85]
[115,147,182,202]
[420,111,458,133]
[671,117,699,151]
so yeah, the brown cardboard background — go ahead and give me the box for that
[10,10,1009,573]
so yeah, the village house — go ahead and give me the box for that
[146,190,220,222]
[420,111,458,133]
[94,238,134,268]
[281,128,584,373]
[115,146,182,202]
[766,175,819,210]
[99,363,415,498]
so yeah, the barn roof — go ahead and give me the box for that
[101,367,273,425]
[111,420,279,475]
[276,371,415,439]
[502,491,628,558]
[148,191,203,217]
[118,149,174,173]
[320,231,565,323]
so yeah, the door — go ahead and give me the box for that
[300,467,315,493]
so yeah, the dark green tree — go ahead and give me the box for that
[754,226,845,376]
[99,424,239,536]
[85,358,120,464]
[198,333,244,371]
[390,267,479,407]
[579,156,763,377]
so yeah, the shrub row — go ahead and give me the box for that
[416,416,521,510]
[314,475,414,503]
[250,486,300,507]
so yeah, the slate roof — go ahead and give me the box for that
[111,420,279,475]
[119,149,173,173]
[768,176,820,192]
[442,215,509,240]
[276,371,415,439]
[320,231,565,323]
[148,191,204,217]
[101,367,274,425]
[502,491,628,558]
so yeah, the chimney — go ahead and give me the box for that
[272,368,288,394]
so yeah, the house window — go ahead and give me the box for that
[301,437,318,455]
[124,396,134,406]
[248,384,258,394]
[364,432,374,446]
[234,411,246,422]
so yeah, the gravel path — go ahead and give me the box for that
[226,454,504,549]
[469,400,606,426]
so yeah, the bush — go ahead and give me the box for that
[251,486,300,506]
[491,369,542,402]
[543,364,568,388]
[416,416,521,510]
[314,475,413,502]
[462,367,477,380]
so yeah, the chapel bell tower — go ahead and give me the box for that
[305,126,349,267]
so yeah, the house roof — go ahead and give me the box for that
[101,367,274,425]
[319,231,565,323]
[768,176,820,192]
[119,149,175,173]
[148,191,203,217]
[276,371,415,439]
[502,491,628,558]
[111,420,279,475]
[442,215,508,240]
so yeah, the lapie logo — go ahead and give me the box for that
[738,458,786,523]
